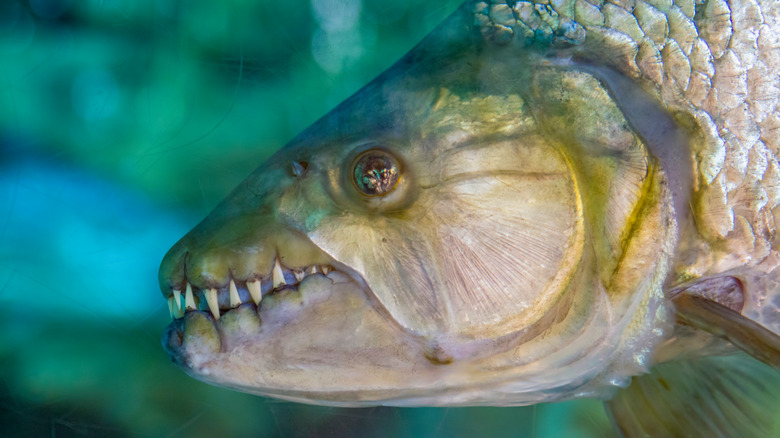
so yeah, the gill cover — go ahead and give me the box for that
[280,47,677,352]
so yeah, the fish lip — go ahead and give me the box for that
[329,259,371,290]
[161,319,186,365]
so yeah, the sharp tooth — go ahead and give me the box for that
[321,265,331,275]
[205,288,220,320]
[167,296,175,319]
[173,289,182,309]
[184,283,198,310]
[273,258,286,288]
[229,279,242,307]
[294,270,305,281]
[247,280,262,305]
[173,289,185,318]
[306,265,319,275]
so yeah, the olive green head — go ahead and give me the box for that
[158,4,678,405]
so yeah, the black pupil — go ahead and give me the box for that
[353,151,399,196]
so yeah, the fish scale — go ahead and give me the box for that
[479,0,780,335]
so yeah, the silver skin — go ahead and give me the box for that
[159,0,780,406]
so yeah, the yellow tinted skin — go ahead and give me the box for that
[158,2,682,406]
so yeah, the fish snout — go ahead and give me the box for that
[158,211,336,322]
[157,206,426,399]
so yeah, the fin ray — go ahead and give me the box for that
[674,293,780,369]
[607,354,780,437]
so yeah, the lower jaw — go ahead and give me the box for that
[162,314,620,408]
[163,305,258,364]
[160,270,623,405]
[163,271,352,364]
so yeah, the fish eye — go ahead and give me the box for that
[351,149,400,197]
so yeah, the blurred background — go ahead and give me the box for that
[0,0,613,436]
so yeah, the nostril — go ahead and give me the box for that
[291,161,308,177]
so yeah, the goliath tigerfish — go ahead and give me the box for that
[159,0,780,435]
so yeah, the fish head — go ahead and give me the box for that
[159,6,680,406]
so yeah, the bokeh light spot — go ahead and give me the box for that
[311,28,365,74]
[310,0,373,74]
[311,0,362,32]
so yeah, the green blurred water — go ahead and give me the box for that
[0,1,614,436]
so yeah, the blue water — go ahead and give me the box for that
[0,1,611,436]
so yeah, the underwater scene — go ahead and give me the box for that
[8,0,780,436]
[0,0,613,436]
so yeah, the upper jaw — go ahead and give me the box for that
[157,213,376,372]
[158,204,343,322]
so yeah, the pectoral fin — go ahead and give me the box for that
[606,290,780,437]
[673,293,780,369]
[606,354,780,437]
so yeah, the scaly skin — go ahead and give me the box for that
[158,0,780,407]
[476,0,780,333]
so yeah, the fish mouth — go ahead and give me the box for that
[160,262,359,364]
[162,258,340,322]
[156,204,382,372]
[159,241,371,351]
[158,236,437,402]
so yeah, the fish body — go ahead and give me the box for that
[159,0,780,434]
